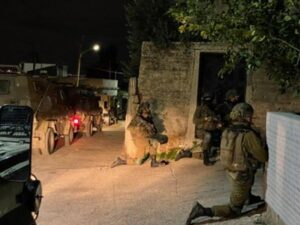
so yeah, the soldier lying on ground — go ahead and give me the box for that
[186,103,268,225]
[111,102,169,168]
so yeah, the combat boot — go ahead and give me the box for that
[203,150,214,166]
[175,149,192,161]
[111,157,127,168]
[150,155,169,168]
[186,202,213,225]
[247,193,264,205]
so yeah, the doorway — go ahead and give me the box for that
[197,53,247,106]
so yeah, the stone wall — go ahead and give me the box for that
[138,43,194,150]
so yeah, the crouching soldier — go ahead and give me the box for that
[193,93,221,165]
[111,102,168,168]
[175,93,222,164]
[186,103,268,225]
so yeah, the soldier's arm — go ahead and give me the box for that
[243,131,268,163]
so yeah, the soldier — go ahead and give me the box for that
[175,93,222,164]
[111,102,168,168]
[186,103,268,225]
[193,93,221,165]
[216,89,240,127]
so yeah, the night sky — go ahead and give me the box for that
[0,0,128,74]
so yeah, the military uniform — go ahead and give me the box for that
[211,123,267,217]
[215,101,234,126]
[128,113,167,159]
[186,103,268,225]
[111,102,168,168]
[193,103,220,165]
[216,89,239,127]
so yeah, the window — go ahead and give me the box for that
[0,80,10,94]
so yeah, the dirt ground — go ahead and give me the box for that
[32,122,266,225]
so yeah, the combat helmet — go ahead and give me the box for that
[137,102,151,115]
[225,89,239,100]
[230,102,254,121]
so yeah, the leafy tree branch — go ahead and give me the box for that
[170,0,300,91]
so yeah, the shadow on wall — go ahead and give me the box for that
[149,98,166,133]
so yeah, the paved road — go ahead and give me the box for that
[32,123,266,225]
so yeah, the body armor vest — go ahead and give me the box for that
[220,127,250,172]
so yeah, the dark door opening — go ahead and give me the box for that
[197,53,247,106]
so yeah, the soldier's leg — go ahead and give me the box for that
[148,138,168,167]
[211,172,253,217]
[175,148,193,161]
[192,130,205,159]
[186,173,254,224]
[111,156,127,168]
[186,201,213,225]
[202,131,213,166]
[247,170,263,204]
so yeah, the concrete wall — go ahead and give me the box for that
[265,112,300,225]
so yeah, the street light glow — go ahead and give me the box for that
[76,42,101,87]
[93,44,100,51]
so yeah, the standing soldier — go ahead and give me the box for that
[216,89,240,127]
[186,103,268,225]
[111,102,168,168]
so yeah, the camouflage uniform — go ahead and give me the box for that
[128,112,167,159]
[111,102,168,168]
[216,89,240,127]
[211,123,267,217]
[193,102,220,165]
[186,103,268,224]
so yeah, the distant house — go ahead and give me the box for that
[0,64,21,74]
[20,62,68,77]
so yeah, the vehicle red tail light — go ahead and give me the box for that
[71,116,80,126]
[73,118,79,125]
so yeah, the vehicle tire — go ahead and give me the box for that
[65,126,74,146]
[85,121,93,137]
[45,128,55,154]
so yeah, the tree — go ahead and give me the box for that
[170,0,300,92]
[124,0,180,77]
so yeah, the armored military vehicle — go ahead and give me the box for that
[62,86,103,137]
[50,76,117,127]
[0,73,74,154]
[0,105,42,225]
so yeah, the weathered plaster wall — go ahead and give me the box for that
[246,68,300,132]
[138,43,195,150]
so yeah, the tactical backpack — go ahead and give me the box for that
[220,128,250,172]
